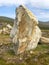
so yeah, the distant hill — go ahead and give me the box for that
[0,16,49,30]
[39,21,49,29]
[0,16,14,28]
[0,16,14,25]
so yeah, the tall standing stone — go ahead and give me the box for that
[10,5,41,54]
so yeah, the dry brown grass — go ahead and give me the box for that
[0,34,11,44]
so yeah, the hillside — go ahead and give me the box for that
[0,16,49,30]
[0,16,14,28]
[39,21,49,29]
[0,16,14,23]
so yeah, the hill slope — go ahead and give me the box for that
[0,16,14,21]
[0,16,14,22]
[0,16,14,28]
[39,21,49,29]
[0,16,49,29]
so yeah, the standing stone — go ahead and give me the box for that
[10,5,41,54]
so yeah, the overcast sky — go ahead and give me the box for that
[0,0,49,21]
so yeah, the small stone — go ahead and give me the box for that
[19,57,22,61]
[0,43,3,46]
[30,51,33,54]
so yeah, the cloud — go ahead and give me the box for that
[0,0,29,6]
[0,0,49,21]
[30,0,49,9]
[0,0,49,9]
[39,13,49,21]
[35,10,49,21]
[30,7,49,21]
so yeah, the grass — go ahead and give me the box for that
[0,30,49,65]
[42,30,49,38]
[0,34,10,44]
[7,49,15,56]
[0,44,49,65]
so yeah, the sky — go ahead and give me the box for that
[0,0,49,21]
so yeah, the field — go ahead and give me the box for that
[0,16,49,65]
[0,30,49,65]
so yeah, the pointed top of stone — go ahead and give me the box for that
[16,5,38,25]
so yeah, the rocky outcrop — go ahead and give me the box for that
[39,37,49,44]
[0,24,12,35]
[10,5,41,54]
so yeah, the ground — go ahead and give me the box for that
[0,30,49,65]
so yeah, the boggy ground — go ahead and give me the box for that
[0,30,49,65]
